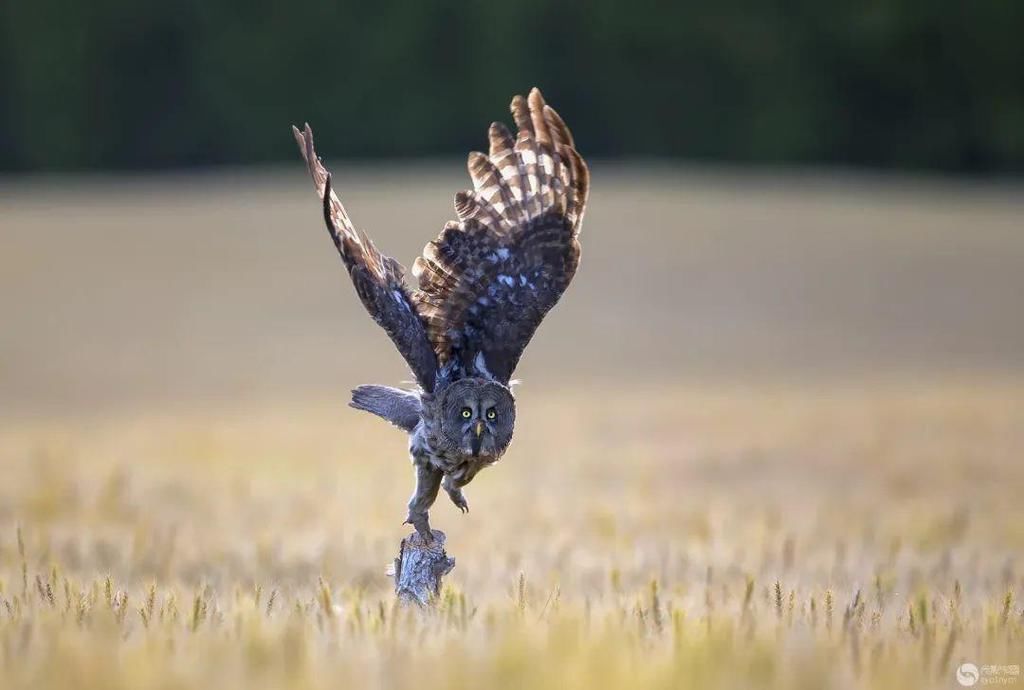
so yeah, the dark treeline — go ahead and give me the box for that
[1,0,1021,173]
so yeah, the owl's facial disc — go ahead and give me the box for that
[440,378,515,459]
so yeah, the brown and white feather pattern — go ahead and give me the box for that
[293,88,587,389]
[293,124,438,391]
[412,88,590,383]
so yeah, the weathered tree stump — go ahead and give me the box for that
[388,530,455,606]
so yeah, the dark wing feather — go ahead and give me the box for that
[411,88,589,383]
[293,125,438,391]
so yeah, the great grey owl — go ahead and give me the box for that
[293,88,589,540]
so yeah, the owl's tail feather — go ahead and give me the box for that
[349,385,422,433]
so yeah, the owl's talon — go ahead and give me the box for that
[446,489,469,514]
[405,514,433,542]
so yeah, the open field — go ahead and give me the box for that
[1,167,1023,688]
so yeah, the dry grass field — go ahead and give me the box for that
[1,166,1022,689]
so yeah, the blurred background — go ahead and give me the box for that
[1,0,1022,418]
[2,0,1024,172]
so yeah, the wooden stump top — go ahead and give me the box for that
[389,530,455,606]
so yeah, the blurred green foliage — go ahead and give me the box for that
[1,0,1021,172]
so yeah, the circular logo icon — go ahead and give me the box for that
[957,663,980,687]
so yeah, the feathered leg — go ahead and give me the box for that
[443,463,486,514]
[405,462,442,541]
[442,474,469,514]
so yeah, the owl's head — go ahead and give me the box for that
[438,378,515,459]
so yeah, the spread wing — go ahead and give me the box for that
[293,125,438,392]
[411,88,590,383]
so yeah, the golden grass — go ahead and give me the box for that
[1,383,1021,689]
[3,169,1023,686]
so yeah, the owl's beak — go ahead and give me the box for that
[471,421,484,456]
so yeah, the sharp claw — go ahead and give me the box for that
[406,514,433,542]
[448,490,469,514]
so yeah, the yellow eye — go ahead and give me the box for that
[461,408,472,419]
[486,409,496,420]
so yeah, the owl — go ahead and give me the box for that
[293,88,589,540]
